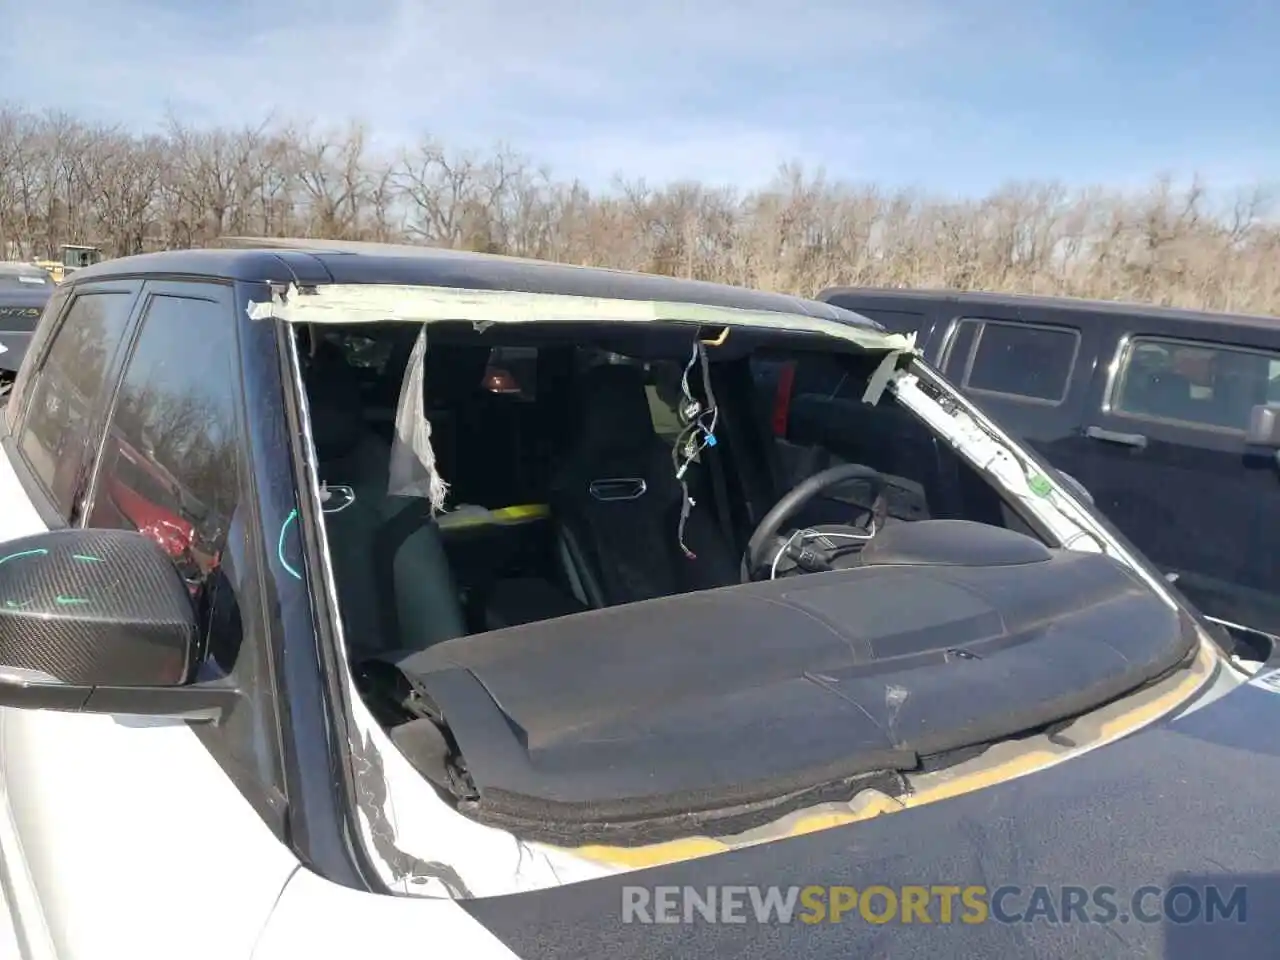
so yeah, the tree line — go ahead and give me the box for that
[2,106,1278,315]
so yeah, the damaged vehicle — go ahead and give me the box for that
[0,240,1273,959]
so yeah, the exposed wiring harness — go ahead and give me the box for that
[672,339,720,558]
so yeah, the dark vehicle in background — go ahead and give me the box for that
[817,287,1280,641]
[0,263,56,387]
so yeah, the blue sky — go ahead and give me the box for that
[2,0,1277,195]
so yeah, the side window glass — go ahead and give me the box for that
[965,320,1080,403]
[16,292,135,519]
[85,294,241,667]
[1113,337,1279,431]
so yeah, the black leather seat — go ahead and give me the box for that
[550,362,740,608]
[304,343,467,662]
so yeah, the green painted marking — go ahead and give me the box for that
[54,596,90,605]
[1028,474,1053,497]
[72,554,105,563]
[0,548,48,566]
[4,599,30,608]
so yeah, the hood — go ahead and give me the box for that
[464,665,1280,957]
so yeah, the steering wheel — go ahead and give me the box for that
[744,463,888,581]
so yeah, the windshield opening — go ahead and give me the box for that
[288,313,1205,892]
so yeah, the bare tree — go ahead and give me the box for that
[0,106,1276,315]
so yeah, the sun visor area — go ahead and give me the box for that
[387,325,448,510]
[246,283,916,357]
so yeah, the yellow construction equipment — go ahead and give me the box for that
[27,244,102,283]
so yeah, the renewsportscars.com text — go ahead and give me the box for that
[621,884,1248,926]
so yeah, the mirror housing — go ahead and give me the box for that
[0,528,236,719]
[1055,469,1094,505]
[1246,403,1280,448]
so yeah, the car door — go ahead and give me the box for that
[932,306,1100,488]
[1072,327,1280,636]
[0,280,300,959]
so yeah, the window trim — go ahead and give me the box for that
[1102,331,1280,436]
[953,317,1082,407]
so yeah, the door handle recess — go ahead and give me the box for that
[1085,425,1148,448]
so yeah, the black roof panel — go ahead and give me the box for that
[68,239,881,331]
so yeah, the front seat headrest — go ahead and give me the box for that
[572,363,659,458]
[424,344,492,408]
[305,341,364,462]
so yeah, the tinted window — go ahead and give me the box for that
[85,294,240,663]
[17,292,135,518]
[1113,337,1280,431]
[965,320,1079,403]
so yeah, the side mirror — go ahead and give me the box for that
[1246,403,1280,448]
[0,528,235,719]
[1055,469,1094,505]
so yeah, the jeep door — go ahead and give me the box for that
[1073,325,1280,636]
[930,304,1102,486]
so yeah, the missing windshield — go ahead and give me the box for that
[290,315,1196,851]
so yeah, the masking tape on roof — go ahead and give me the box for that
[246,284,916,357]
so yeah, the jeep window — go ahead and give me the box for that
[16,291,134,519]
[959,319,1080,404]
[1113,336,1280,431]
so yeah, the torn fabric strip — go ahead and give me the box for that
[387,326,448,511]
